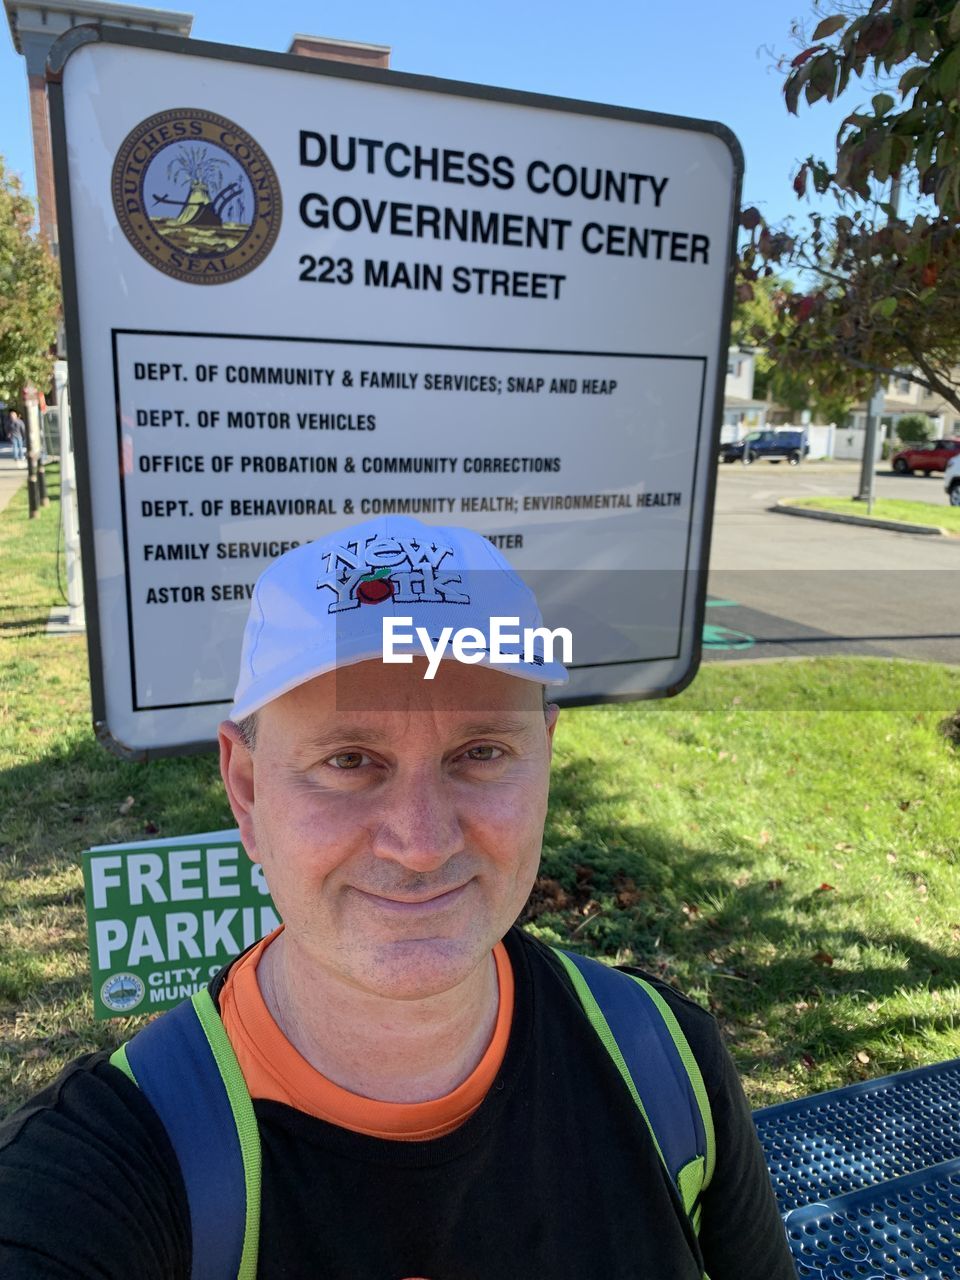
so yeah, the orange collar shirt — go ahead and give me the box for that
[218,930,515,1142]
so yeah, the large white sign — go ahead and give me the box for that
[49,29,742,755]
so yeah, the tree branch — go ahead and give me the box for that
[823,350,940,397]
[899,338,960,414]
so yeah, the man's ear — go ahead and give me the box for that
[545,702,560,757]
[218,720,258,861]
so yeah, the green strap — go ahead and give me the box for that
[111,996,261,1280]
[552,949,670,1172]
[552,946,715,1263]
[679,1156,707,1221]
[109,1042,136,1083]
[625,974,717,1191]
[190,988,262,1280]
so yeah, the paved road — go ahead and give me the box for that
[705,462,960,665]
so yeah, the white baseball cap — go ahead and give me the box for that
[229,516,569,720]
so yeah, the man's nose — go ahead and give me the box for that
[369,775,464,872]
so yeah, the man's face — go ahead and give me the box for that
[220,659,557,1000]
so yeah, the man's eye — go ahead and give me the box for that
[327,751,369,770]
[463,744,502,762]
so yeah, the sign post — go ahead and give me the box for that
[23,384,48,517]
[48,27,742,756]
[53,360,86,629]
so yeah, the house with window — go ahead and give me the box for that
[722,349,770,438]
[849,370,960,439]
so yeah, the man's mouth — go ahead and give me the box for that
[353,883,471,911]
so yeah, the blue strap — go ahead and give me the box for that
[125,1000,246,1280]
[560,950,706,1185]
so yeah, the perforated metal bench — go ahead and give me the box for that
[754,1058,960,1279]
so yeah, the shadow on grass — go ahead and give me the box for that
[0,617,60,636]
[0,735,231,884]
[532,758,960,1077]
[2,740,957,1107]
[0,969,125,1092]
[0,734,228,1110]
[4,885,86,911]
[0,1021,98,1075]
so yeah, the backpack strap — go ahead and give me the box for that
[551,948,716,1231]
[110,989,261,1280]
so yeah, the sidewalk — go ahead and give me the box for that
[0,446,29,513]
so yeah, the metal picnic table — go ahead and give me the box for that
[754,1058,960,1279]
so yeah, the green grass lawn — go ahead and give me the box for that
[1,472,959,1114]
[790,495,960,534]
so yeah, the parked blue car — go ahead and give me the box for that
[719,429,809,466]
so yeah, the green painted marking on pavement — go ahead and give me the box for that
[702,624,755,651]
[703,597,756,648]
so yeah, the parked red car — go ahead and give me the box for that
[891,438,960,475]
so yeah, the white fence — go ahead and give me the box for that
[806,424,834,459]
[832,426,883,462]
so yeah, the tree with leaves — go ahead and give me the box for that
[730,275,786,400]
[731,273,861,421]
[0,157,60,406]
[739,0,960,413]
[895,411,934,440]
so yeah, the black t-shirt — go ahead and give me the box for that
[0,928,794,1279]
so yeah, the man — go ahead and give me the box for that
[8,410,26,467]
[0,517,794,1278]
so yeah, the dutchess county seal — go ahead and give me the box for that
[112,109,282,285]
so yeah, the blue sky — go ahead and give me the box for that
[1,0,861,228]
